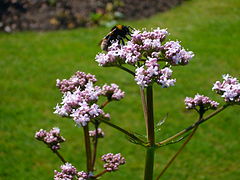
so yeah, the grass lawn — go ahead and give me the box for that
[0,0,240,179]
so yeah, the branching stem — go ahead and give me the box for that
[52,150,67,164]
[92,122,99,169]
[92,169,108,179]
[143,86,155,180]
[98,118,147,145]
[117,65,135,76]
[83,125,93,172]
[156,105,229,146]
[100,100,110,109]
[140,88,148,132]
[156,113,204,179]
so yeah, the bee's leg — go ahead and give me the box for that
[128,26,134,35]
[125,36,131,41]
[117,36,125,45]
[128,26,134,31]
[120,38,125,45]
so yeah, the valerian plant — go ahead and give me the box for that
[35,27,240,180]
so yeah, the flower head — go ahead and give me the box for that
[56,71,97,93]
[70,103,105,126]
[213,74,240,104]
[54,163,88,180]
[185,94,219,111]
[96,27,194,88]
[163,41,194,65]
[89,128,105,138]
[135,58,176,88]
[35,127,65,150]
[101,83,125,100]
[77,171,88,180]
[101,153,126,172]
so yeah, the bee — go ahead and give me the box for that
[100,25,133,51]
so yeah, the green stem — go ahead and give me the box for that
[117,65,135,76]
[83,125,93,172]
[53,150,67,164]
[146,86,155,145]
[98,118,147,145]
[156,113,203,180]
[140,88,148,131]
[92,169,108,179]
[144,86,155,180]
[156,105,229,146]
[156,126,198,180]
[144,148,155,180]
[100,100,110,109]
[92,122,99,169]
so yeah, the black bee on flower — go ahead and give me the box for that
[100,25,133,51]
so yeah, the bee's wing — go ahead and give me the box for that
[98,39,103,45]
[98,30,115,45]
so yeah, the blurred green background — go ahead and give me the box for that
[0,0,240,179]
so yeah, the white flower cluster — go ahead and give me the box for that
[96,27,194,88]
[35,127,65,150]
[185,94,219,110]
[213,74,240,103]
[135,57,176,88]
[54,71,125,126]
[54,163,88,180]
[101,153,126,172]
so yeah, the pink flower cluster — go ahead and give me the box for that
[185,94,219,110]
[70,103,105,126]
[77,171,88,180]
[54,71,124,126]
[213,74,240,103]
[101,153,126,172]
[101,83,125,100]
[56,71,97,93]
[35,128,65,150]
[135,58,176,88]
[54,163,88,180]
[163,41,194,65]
[95,27,194,88]
[89,128,105,138]
[95,28,169,67]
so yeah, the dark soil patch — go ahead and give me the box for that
[0,0,184,32]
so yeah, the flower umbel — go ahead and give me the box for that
[96,27,194,88]
[54,163,89,180]
[89,128,105,138]
[213,74,240,104]
[101,153,126,172]
[163,41,194,65]
[101,83,125,101]
[135,57,176,88]
[54,71,124,127]
[35,127,65,150]
[56,71,97,93]
[185,94,219,111]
